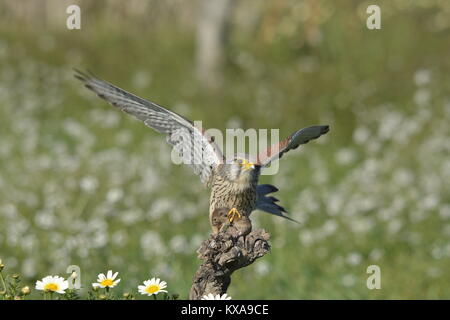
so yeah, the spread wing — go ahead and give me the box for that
[74,69,224,185]
[257,125,329,167]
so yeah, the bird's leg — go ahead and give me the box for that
[227,207,242,223]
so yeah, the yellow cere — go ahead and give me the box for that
[241,159,254,170]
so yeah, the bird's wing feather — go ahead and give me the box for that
[255,184,299,223]
[74,69,224,185]
[257,125,329,167]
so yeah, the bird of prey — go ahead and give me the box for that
[75,70,329,233]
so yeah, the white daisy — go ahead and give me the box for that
[92,270,121,289]
[35,275,69,294]
[201,293,232,300]
[138,277,167,296]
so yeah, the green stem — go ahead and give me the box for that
[0,272,6,293]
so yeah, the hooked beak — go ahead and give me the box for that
[242,159,257,170]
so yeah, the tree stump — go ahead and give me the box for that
[189,215,271,300]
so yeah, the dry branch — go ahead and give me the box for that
[189,216,270,300]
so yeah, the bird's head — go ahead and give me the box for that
[225,156,261,186]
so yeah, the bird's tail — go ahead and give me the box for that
[255,184,299,223]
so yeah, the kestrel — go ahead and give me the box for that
[75,70,329,233]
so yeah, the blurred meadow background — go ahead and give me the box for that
[0,0,450,299]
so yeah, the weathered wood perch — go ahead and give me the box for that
[189,209,271,300]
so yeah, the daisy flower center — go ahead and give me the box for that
[100,279,114,287]
[44,283,59,292]
[145,284,160,294]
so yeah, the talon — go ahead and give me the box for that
[227,208,242,223]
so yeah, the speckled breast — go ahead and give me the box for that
[209,179,257,218]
